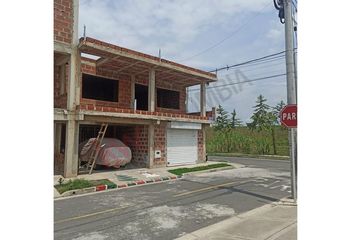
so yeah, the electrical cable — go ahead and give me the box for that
[208,51,286,73]
[217,68,286,79]
[229,55,285,69]
[188,73,286,92]
[214,60,285,78]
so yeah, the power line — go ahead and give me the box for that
[218,68,286,79]
[188,73,286,92]
[230,58,285,71]
[214,59,286,77]
[230,55,285,68]
[209,51,286,73]
[178,2,272,62]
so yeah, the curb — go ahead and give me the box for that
[61,186,97,197]
[180,165,238,177]
[55,175,182,199]
[209,155,290,161]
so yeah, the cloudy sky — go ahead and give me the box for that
[79,0,291,123]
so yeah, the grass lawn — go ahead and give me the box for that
[208,152,290,160]
[55,178,116,194]
[206,126,290,156]
[168,163,231,176]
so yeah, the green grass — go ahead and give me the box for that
[168,163,231,176]
[206,126,290,156]
[208,152,290,160]
[55,178,116,194]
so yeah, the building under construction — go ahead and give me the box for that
[54,0,217,177]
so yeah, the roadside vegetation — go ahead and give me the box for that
[207,95,289,157]
[168,163,231,176]
[55,178,116,194]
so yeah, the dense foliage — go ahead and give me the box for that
[209,97,288,156]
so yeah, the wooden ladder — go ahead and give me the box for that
[86,123,108,175]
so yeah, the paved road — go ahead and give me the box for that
[208,156,290,172]
[54,157,290,240]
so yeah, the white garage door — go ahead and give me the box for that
[167,129,198,166]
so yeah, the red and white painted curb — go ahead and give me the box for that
[58,175,183,198]
[115,175,181,189]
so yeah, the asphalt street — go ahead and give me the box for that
[54,157,291,240]
[208,156,291,172]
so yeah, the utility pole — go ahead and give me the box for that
[274,0,297,202]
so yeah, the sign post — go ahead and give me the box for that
[280,104,297,202]
[274,0,298,202]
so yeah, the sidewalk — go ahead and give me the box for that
[176,199,297,240]
[54,161,243,198]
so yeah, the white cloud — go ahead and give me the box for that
[79,0,272,56]
[78,0,287,121]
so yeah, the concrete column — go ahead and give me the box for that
[67,51,76,110]
[147,123,155,168]
[63,0,80,178]
[200,82,206,117]
[63,47,80,178]
[67,0,80,110]
[59,65,66,95]
[67,49,80,110]
[148,68,156,112]
[185,87,189,113]
[131,75,136,109]
[54,123,62,154]
[64,120,79,177]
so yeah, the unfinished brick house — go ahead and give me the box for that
[54,0,217,177]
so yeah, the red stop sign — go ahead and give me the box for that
[280,104,297,128]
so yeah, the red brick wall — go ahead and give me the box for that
[54,153,64,175]
[54,0,73,44]
[54,65,67,108]
[154,124,205,167]
[77,123,204,168]
[135,76,187,113]
[120,125,148,167]
[188,107,216,121]
[80,61,187,114]
[81,61,132,109]
[197,129,204,162]
[154,123,167,166]
[79,124,149,167]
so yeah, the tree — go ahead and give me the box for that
[273,100,286,125]
[214,105,234,152]
[230,109,242,128]
[248,95,278,155]
[248,95,274,131]
[214,105,230,131]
